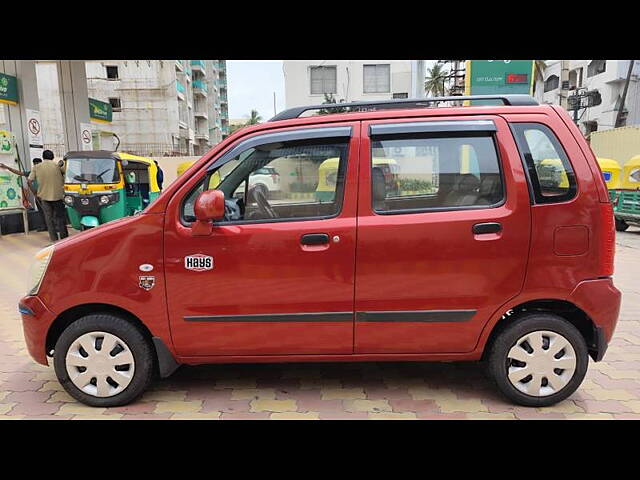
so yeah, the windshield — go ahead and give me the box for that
[64,157,120,184]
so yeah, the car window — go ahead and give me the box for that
[511,123,577,203]
[370,133,504,213]
[182,138,349,224]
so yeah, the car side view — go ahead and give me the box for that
[19,95,621,407]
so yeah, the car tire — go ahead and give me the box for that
[615,218,629,232]
[486,313,588,407]
[53,314,155,407]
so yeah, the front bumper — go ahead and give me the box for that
[568,277,622,361]
[19,295,56,366]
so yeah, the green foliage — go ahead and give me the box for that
[398,178,433,192]
[424,63,449,97]
[318,93,349,115]
[289,181,317,193]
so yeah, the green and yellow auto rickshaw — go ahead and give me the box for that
[613,155,640,231]
[63,151,160,229]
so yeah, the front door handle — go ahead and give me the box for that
[301,233,329,245]
[472,222,502,235]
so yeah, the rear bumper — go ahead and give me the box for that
[568,277,621,361]
[19,295,56,366]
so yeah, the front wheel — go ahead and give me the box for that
[615,218,629,232]
[486,313,588,407]
[54,314,155,407]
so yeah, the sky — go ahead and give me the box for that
[227,60,285,122]
[227,60,438,122]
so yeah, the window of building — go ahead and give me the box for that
[511,123,577,203]
[370,134,503,213]
[363,64,391,93]
[106,65,119,80]
[108,98,121,111]
[544,75,559,92]
[310,66,337,95]
[587,60,606,78]
[183,138,349,224]
[393,93,409,99]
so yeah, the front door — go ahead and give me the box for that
[164,124,359,356]
[354,116,532,354]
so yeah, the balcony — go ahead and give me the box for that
[191,60,206,74]
[194,111,208,119]
[193,80,208,96]
[195,130,210,141]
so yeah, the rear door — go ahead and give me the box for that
[354,115,531,353]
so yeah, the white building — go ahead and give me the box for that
[36,60,230,157]
[283,60,425,109]
[534,60,640,135]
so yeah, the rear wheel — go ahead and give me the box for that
[487,313,588,407]
[615,218,629,232]
[53,314,155,407]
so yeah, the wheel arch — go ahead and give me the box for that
[46,303,154,358]
[481,299,600,361]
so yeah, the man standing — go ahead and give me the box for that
[0,158,47,232]
[27,150,68,242]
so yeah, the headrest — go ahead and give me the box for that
[457,174,480,193]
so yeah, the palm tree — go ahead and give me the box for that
[424,63,449,97]
[246,109,262,125]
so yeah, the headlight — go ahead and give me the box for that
[99,195,110,205]
[64,195,74,206]
[27,245,54,296]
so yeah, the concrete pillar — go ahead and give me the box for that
[57,61,90,151]
[0,60,40,164]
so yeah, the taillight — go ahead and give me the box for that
[272,174,279,183]
[599,202,615,277]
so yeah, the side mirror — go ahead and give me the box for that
[192,189,225,236]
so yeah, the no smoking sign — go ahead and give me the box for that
[28,118,41,136]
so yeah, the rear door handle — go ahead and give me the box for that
[472,222,502,235]
[301,233,329,245]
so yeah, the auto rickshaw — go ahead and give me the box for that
[614,154,640,231]
[316,157,399,201]
[178,160,221,188]
[596,157,622,203]
[63,151,160,229]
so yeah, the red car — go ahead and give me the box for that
[19,95,621,407]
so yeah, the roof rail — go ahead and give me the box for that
[269,94,538,122]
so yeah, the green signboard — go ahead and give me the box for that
[465,60,534,105]
[0,73,19,105]
[88,97,113,123]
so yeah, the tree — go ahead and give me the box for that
[318,93,349,115]
[246,109,262,125]
[424,63,449,97]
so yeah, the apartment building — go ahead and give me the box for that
[283,61,425,108]
[34,60,229,157]
[534,60,640,135]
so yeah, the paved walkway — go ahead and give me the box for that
[1,227,639,420]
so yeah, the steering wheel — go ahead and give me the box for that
[248,184,278,219]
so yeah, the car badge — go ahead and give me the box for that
[138,275,155,291]
[80,198,89,206]
[139,264,154,272]
[185,254,214,272]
